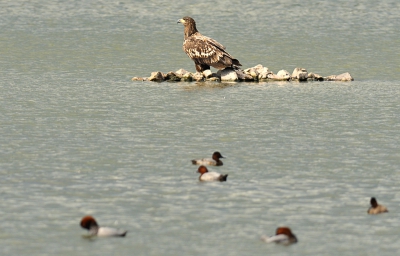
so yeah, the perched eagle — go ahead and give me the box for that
[177,16,242,72]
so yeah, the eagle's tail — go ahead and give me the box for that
[232,59,242,66]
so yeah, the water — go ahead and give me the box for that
[1,1,400,255]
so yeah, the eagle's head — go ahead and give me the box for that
[177,16,198,38]
[177,16,196,26]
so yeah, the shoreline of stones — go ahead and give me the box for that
[132,64,354,83]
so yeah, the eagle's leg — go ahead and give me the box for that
[195,63,210,72]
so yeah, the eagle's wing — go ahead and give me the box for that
[183,33,233,66]
[201,35,226,51]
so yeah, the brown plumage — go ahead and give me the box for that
[177,16,242,72]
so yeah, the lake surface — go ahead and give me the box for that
[1,1,400,255]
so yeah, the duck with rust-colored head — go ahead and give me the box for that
[80,216,127,237]
[197,165,228,182]
[261,227,298,245]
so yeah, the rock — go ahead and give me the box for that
[307,72,324,81]
[175,68,189,77]
[181,72,193,82]
[136,66,354,83]
[253,64,265,74]
[325,75,335,81]
[336,72,354,81]
[325,72,354,81]
[249,69,259,80]
[165,71,181,81]
[291,67,306,77]
[235,69,254,81]
[277,69,289,77]
[276,70,291,80]
[217,67,238,81]
[206,77,221,82]
[131,77,146,81]
[298,72,308,81]
[148,71,164,82]
[192,72,205,81]
[267,73,282,81]
[244,64,272,80]
[258,67,272,80]
[266,70,291,81]
[245,64,263,73]
[292,67,308,81]
[244,67,259,80]
[202,69,213,78]
[244,74,254,81]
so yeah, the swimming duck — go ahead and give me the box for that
[367,197,388,214]
[197,165,228,182]
[261,227,298,245]
[191,151,224,166]
[80,216,127,237]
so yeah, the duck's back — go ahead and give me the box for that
[97,227,127,237]
[200,172,226,181]
[368,205,388,214]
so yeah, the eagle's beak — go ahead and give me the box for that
[177,19,184,24]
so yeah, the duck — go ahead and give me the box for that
[191,151,224,166]
[367,197,388,214]
[261,227,298,245]
[197,165,228,182]
[80,216,127,237]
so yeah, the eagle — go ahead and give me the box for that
[177,16,242,72]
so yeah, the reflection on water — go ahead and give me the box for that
[180,82,238,90]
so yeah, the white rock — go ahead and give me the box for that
[235,69,253,81]
[336,72,354,81]
[249,68,259,79]
[252,64,264,73]
[276,70,291,80]
[192,72,205,81]
[244,67,259,80]
[148,71,164,82]
[260,67,270,74]
[267,73,286,81]
[181,72,193,81]
[175,68,189,77]
[131,77,146,81]
[325,72,354,81]
[292,67,308,81]
[218,68,238,81]
[245,64,263,72]
[202,69,213,78]
[258,67,272,80]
